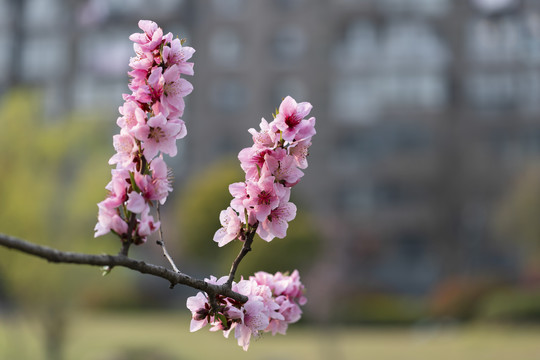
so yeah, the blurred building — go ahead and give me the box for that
[2,0,540,298]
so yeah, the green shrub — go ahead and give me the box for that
[477,287,540,322]
[336,293,426,325]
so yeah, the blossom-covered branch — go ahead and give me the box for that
[95,20,194,252]
[186,96,316,350]
[0,20,316,352]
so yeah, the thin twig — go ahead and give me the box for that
[155,203,180,273]
[226,225,258,288]
[118,212,138,256]
[0,233,248,304]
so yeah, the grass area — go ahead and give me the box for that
[1,311,540,360]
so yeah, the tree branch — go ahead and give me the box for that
[155,203,180,273]
[226,225,258,288]
[0,233,248,304]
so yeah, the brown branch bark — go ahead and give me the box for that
[226,225,258,288]
[0,233,248,304]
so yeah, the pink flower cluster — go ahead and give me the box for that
[95,20,195,243]
[213,96,316,246]
[186,270,307,351]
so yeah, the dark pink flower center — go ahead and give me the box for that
[258,191,272,205]
[253,149,272,166]
[285,113,302,128]
[149,127,165,142]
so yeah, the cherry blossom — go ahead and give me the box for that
[129,20,163,52]
[273,96,313,142]
[131,113,183,160]
[257,199,297,241]
[94,20,314,352]
[109,131,138,168]
[215,95,315,246]
[244,170,280,222]
[186,271,306,351]
[149,157,173,204]
[95,20,194,241]
[214,207,243,247]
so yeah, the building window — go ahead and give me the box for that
[273,0,304,11]
[212,0,246,18]
[21,37,67,81]
[378,73,448,110]
[271,25,306,62]
[209,29,243,68]
[24,0,62,30]
[335,183,374,213]
[377,0,450,16]
[466,16,523,64]
[381,21,449,69]
[211,78,248,113]
[465,72,516,111]
[330,77,379,123]
[331,73,447,123]
[518,70,540,114]
[332,19,377,69]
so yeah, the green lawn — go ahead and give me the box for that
[1,311,540,360]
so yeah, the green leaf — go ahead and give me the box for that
[216,313,228,327]
[129,171,142,193]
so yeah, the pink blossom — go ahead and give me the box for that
[126,191,146,213]
[257,200,297,242]
[238,146,276,182]
[234,301,269,351]
[117,101,146,132]
[137,207,159,239]
[149,157,172,204]
[129,50,153,73]
[169,118,187,140]
[185,271,307,350]
[243,169,280,222]
[109,131,138,168]
[129,82,152,104]
[161,65,193,117]
[94,202,128,237]
[229,182,249,216]
[288,138,311,169]
[132,172,165,204]
[279,295,302,322]
[129,20,164,52]
[265,151,304,187]
[248,118,278,148]
[162,37,195,75]
[214,207,243,247]
[147,65,193,117]
[147,66,165,100]
[96,20,194,242]
[186,292,210,332]
[267,296,302,335]
[103,168,130,208]
[132,113,183,159]
[292,116,316,142]
[205,275,229,286]
[252,270,306,305]
[276,270,307,304]
[273,96,313,142]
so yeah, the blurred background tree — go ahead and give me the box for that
[0,90,138,360]
[495,166,540,276]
